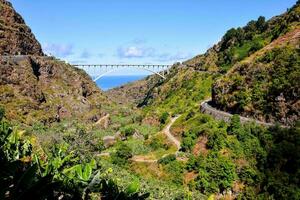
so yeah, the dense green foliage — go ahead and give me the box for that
[1,2,300,200]
[159,112,169,124]
[213,45,300,125]
[111,143,133,166]
[142,69,213,118]
[0,109,149,200]
[181,113,300,198]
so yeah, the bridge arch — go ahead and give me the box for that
[73,64,172,81]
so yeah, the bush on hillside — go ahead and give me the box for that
[159,112,169,124]
[158,154,176,165]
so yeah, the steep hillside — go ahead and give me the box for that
[0,0,43,55]
[106,75,159,105]
[0,56,108,124]
[212,26,300,126]
[140,66,213,115]
[128,2,300,126]
[0,0,108,124]
[185,1,300,73]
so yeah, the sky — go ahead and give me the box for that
[11,0,297,75]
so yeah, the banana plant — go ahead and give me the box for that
[63,159,97,184]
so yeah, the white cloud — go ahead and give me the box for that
[117,46,155,58]
[43,43,74,57]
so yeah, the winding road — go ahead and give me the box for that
[200,99,289,128]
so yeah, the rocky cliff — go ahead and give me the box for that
[0,0,43,55]
[0,0,108,124]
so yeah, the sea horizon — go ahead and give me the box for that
[95,75,147,91]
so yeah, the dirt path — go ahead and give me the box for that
[131,116,181,162]
[98,116,182,163]
[130,156,158,163]
[95,113,110,127]
[162,116,181,150]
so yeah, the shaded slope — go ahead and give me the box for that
[0,0,108,124]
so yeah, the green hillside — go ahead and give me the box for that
[1,0,299,199]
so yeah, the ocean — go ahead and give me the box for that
[95,75,147,91]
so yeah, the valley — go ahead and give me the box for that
[0,0,299,199]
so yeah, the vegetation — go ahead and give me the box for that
[0,108,149,199]
[180,113,300,198]
[213,45,300,125]
[1,1,300,199]
[111,143,133,166]
[185,1,300,73]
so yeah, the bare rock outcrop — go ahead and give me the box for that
[0,0,43,55]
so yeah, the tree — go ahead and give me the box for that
[158,154,176,165]
[256,16,267,32]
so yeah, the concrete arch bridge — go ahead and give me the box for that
[72,64,172,81]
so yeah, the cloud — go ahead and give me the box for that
[43,43,74,57]
[117,46,155,58]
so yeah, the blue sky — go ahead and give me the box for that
[11,0,297,75]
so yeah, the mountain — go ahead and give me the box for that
[0,0,108,124]
[212,28,299,126]
[211,3,300,126]
[105,75,160,105]
[184,2,300,74]
[0,0,43,55]
[116,2,300,126]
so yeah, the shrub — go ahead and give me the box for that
[195,153,237,194]
[158,154,176,165]
[159,112,169,124]
[121,127,136,137]
[228,114,241,135]
[149,136,168,150]
[181,131,197,152]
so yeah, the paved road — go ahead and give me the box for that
[200,99,289,128]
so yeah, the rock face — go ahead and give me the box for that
[0,0,108,124]
[0,56,108,124]
[0,0,43,55]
